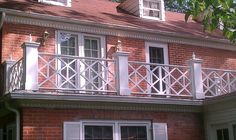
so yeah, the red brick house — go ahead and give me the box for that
[0,0,236,140]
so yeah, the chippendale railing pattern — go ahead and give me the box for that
[38,53,116,93]
[6,41,236,99]
[202,68,236,97]
[8,58,24,92]
[128,61,192,97]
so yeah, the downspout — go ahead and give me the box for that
[5,102,20,140]
[0,12,6,29]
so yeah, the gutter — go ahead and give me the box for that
[5,102,20,140]
[0,11,5,29]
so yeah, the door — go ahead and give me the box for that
[83,36,102,90]
[58,32,104,90]
[146,42,168,94]
[58,32,78,89]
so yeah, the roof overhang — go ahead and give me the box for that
[0,8,235,51]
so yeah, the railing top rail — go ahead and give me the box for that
[9,58,23,69]
[38,52,115,62]
[128,60,190,68]
[202,67,236,73]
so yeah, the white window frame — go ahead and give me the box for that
[56,31,106,91]
[145,42,169,95]
[38,0,71,7]
[210,122,236,140]
[64,120,151,140]
[140,0,165,21]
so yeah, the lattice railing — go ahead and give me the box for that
[128,61,192,97]
[38,53,116,93]
[8,58,24,92]
[202,68,236,97]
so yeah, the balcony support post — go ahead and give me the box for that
[3,60,16,93]
[189,57,204,99]
[113,51,130,95]
[21,42,40,91]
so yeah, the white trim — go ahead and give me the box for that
[38,0,71,7]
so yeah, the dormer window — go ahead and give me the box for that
[141,0,165,20]
[38,0,71,7]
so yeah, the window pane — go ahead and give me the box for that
[60,33,77,56]
[121,126,147,140]
[85,39,91,49]
[85,126,113,140]
[143,9,160,18]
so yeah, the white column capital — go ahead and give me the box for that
[21,42,40,48]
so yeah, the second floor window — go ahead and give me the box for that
[141,0,164,20]
[38,0,71,7]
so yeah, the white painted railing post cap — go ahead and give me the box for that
[113,51,130,57]
[21,42,40,48]
[189,58,203,63]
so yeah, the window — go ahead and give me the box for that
[64,121,167,140]
[233,125,236,140]
[38,0,71,7]
[141,0,165,20]
[6,124,16,140]
[216,128,229,140]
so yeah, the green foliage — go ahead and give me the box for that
[178,0,236,42]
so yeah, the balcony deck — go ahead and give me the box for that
[6,50,236,100]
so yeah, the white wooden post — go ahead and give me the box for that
[113,51,130,95]
[4,60,16,93]
[21,42,40,91]
[189,56,204,99]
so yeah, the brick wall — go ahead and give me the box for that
[2,23,236,70]
[169,43,236,69]
[1,23,55,63]
[21,107,204,140]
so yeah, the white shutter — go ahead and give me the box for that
[64,122,81,140]
[153,123,168,140]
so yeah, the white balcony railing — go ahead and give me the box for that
[202,68,236,97]
[4,42,236,99]
[8,58,24,92]
[38,53,116,93]
[128,61,192,97]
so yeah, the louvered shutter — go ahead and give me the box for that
[153,123,168,140]
[64,122,81,140]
